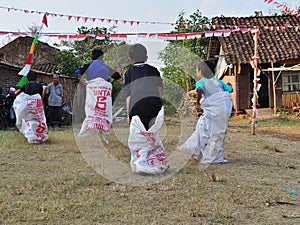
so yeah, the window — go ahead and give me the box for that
[282,72,300,93]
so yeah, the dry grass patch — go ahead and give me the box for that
[0,116,300,224]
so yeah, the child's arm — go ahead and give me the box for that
[196,88,202,112]
[126,96,131,125]
[195,79,205,111]
[218,79,233,93]
[42,85,47,99]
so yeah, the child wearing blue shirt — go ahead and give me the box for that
[195,61,233,112]
[194,60,233,165]
[76,47,121,83]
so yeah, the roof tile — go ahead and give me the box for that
[211,15,300,64]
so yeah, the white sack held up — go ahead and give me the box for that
[178,91,232,164]
[13,93,48,144]
[78,78,112,143]
[128,107,169,174]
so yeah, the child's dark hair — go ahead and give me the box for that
[197,60,215,78]
[128,44,147,63]
[91,47,104,60]
[27,73,38,82]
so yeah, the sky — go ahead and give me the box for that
[2,0,298,34]
[0,0,298,66]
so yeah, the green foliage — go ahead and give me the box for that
[162,78,188,117]
[161,65,195,92]
[54,49,82,77]
[103,42,130,71]
[53,26,119,77]
[111,79,123,102]
[159,10,209,93]
[163,100,177,116]
[172,10,210,57]
[53,26,130,104]
[103,43,130,101]
[258,114,300,126]
[254,11,263,17]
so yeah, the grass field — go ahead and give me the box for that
[1,114,300,225]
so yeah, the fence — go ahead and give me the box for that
[282,93,300,110]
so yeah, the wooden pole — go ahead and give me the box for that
[251,32,259,135]
[271,62,277,114]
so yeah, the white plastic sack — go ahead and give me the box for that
[78,78,112,143]
[179,91,232,164]
[13,93,48,144]
[128,107,169,174]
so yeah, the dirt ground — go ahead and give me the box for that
[0,115,299,225]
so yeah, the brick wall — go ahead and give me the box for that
[0,65,20,93]
[0,64,79,109]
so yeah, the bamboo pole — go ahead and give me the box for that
[271,62,277,114]
[251,32,259,135]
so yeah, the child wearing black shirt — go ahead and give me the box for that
[123,44,163,130]
[15,73,46,98]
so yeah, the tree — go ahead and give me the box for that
[172,10,210,57]
[159,10,210,93]
[26,23,41,33]
[53,26,118,77]
[254,11,264,17]
[53,50,82,77]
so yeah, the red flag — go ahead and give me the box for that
[42,14,48,27]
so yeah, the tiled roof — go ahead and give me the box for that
[0,60,55,75]
[0,36,57,74]
[211,15,300,65]
[32,63,55,74]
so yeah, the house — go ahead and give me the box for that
[206,15,300,112]
[0,36,78,109]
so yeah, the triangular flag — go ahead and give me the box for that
[16,35,38,87]
[42,14,48,27]
[16,75,28,87]
[16,14,47,87]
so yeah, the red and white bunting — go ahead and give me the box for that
[251,28,260,33]
[205,31,214,37]
[263,0,300,17]
[185,33,198,39]
[148,33,157,39]
[0,5,174,27]
[110,34,127,41]
[137,33,148,38]
[70,34,90,41]
[250,60,261,78]
[57,34,69,41]
[222,30,232,37]
[95,34,106,40]
[177,33,188,40]
[1,4,299,31]
[158,33,176,40]
[213,30,224,37]
[1,24,299,41]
